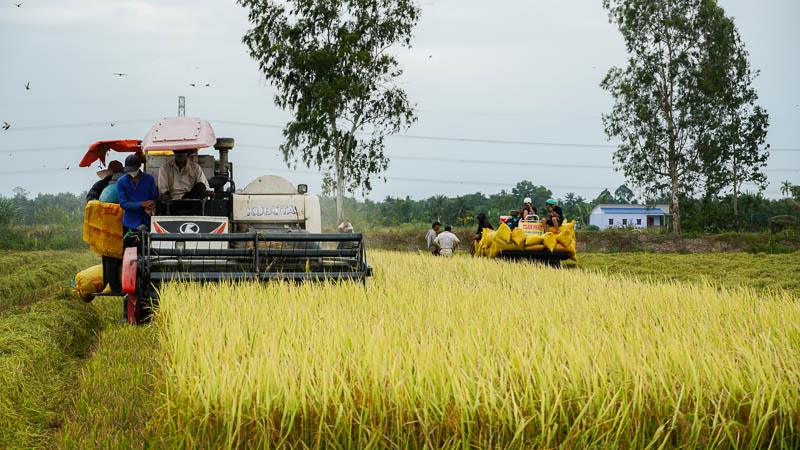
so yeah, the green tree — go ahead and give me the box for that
[698,6,769,220]
[0,198,18,225]
[594,188,615,205]
[238,0,419,223]
[614,184,635,204]
[781,181,793,198]
[601,0,737,233]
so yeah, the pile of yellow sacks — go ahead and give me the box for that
[82,200,124,259]
[474,220,577,261]
[74,201,124,300]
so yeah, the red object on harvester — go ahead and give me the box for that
[80,140,143,167]
[122,246,138,295]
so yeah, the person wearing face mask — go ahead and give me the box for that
[158,149,209,201]
[117,154,158,233]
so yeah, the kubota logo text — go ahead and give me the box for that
[246,206,298,217]
[179,222,200,234]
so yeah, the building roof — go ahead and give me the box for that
[600,207,667,215]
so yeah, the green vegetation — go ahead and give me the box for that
[0,293,102,449]
[572,252,800,296]
[0,224,85,251]
[320,183,800,233]
[0,250,97,311]
[56,298,161,448]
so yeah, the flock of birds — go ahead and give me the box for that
[2,4,214,133]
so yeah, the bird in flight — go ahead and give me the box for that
[110,122,116,127]
[14,3,22,7]
[189,83,196,87]
[25,82,30,90]
[205,83,211,87]
[2,121,10,131]
[112,73,128,77]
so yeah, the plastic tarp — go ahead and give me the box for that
[80,140,143,168]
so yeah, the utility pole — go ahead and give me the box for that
[178,96,186,117]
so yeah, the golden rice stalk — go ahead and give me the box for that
[156,251,800,448]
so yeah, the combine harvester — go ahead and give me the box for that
[83,118,372,324]
[473,214,577,266]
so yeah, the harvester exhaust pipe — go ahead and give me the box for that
[212,138,235,193]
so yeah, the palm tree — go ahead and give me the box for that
[781,181,793,197]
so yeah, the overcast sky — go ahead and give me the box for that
[0,0,798,201]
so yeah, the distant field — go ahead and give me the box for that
[572,252,800,296]
[364,227,800,254]
[155,251,800,448]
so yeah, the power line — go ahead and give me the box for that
[236,143,799,173]
[4,117,800,151]
[0,167,70,175]
[0,164,787,196]
[1,142,798,174]
[236,164,786,194]
[4,118,158,132]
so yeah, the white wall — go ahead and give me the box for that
[590,213,651,230]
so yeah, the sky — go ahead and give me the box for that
[0,0,798,201]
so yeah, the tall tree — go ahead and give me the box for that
[601,0,733,233]
[238,0,419,223]
[697,6,769,220]
[594,188,615,205]
[614,184,635,204]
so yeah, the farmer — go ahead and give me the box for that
[426,221,441,255]
[471,213,494,256]
[542,198,564,232]
[85,160,123,202]
[85,160,125,294]
[158,149,209,201]
[507,209,521,230]
[521,197,537,219]
[336,220,358,250]
[118,154,158,233]
[433,225,460,257]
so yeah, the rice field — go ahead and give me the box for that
[156,251,800,448]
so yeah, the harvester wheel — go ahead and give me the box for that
[126,293,156,325]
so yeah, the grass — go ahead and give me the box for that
[155,251,800,448]
[0,250,98,312]
[572,252,800,297]
[0,224,85,251]
[0,292,102,449]
[55,297,161,449]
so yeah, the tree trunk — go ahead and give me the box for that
[335,148,345,224]
[670,165,681,234]
[732,153,739,227]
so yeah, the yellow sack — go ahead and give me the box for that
[488,242,502,258]
[556,221,576,247]
[525,244,546,252]
[525,234,543,247]
[83,201,124,259]
[73,264,105,302]
[510,227,526,247]
[495,223,511,245]
[498,241,521,252]
[542,232,557,253]
[480,229,496,250]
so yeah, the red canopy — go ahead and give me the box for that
[80,140,143,167]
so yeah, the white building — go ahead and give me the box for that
[589,204,670,230]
